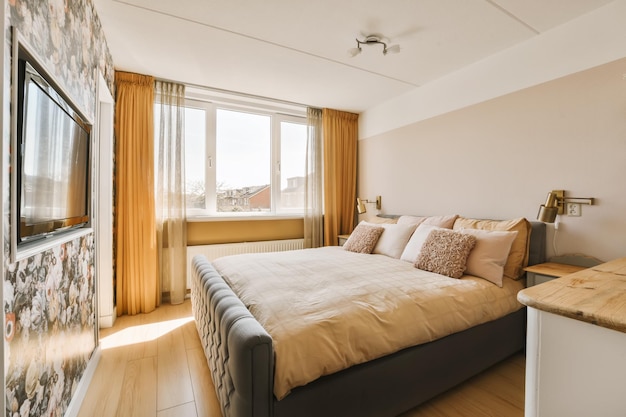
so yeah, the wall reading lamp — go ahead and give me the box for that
[356,196,382,214]
[537,190,594,223]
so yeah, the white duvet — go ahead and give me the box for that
[212,246,524,400]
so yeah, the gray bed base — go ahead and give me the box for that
[191,221,546,417]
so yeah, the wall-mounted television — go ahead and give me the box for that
[11,30,92,252]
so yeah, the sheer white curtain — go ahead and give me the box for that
[304,107,324,248]
[154,80,187,304]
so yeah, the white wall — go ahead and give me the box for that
[360,0,626,139]
[357,1,626,263]
[358,56,626,262]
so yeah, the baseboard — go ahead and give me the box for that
[64,346,101,417]
[99,313,116,329]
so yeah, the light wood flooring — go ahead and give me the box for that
[77,300,525,417]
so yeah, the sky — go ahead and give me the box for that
[184,107,306,191]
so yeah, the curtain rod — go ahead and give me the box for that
[155,75,313,109]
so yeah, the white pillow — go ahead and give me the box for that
[458,228,518,287]
[400,224,444,263]
[371,223,417,258]
[396,215,427,227]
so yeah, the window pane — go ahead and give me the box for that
[216,109,270,213]
[184,107,206,209]
[279,121,306,212]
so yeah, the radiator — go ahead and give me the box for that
[186,239,304,285]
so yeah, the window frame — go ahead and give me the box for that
[182,96,307,219]
[272,113,308,215]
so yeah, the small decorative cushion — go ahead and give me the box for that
[458,228,518,287]
[400,224,444,263]
[372,223,418,258]
[343,223,384,254]
[416,229,477,279]
[397,214,458,229]
[453,217,531,280]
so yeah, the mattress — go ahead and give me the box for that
[212,246,525,400]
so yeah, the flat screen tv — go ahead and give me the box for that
[14,46,91,245]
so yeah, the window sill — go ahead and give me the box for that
[187,214,304,222]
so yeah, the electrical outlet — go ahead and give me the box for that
[567,202,581,217]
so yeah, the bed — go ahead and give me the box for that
[191,217,546,417]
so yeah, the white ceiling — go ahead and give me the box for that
[94,0,615,113]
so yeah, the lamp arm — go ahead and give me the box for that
[560,197,594,205]
[356,195,382,212]
[538,190,595,223]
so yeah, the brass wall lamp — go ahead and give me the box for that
[537,190,594,223]
[356,196,382,214]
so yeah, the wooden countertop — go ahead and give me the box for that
[518,257,626,334]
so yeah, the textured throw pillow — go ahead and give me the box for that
[372,223,418,258]
[453,217,531,280]
[459,228,518,287]
[416,229,477,279]
[343,223,384,254]
[400,224,444,263]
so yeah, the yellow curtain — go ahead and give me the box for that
[114,71,159,315]
[322,108,358,246]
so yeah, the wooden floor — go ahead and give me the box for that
[77,300,525,417]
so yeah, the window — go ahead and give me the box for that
[182,99,307,217]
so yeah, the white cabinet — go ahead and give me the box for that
[519,257,626,417]
[525,308,626,417]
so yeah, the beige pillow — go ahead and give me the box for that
[365,215,398,225]
[343,223,384,254]
[372,223,418,259]
[416,229,477,279]
[400,224,444,263]
[458,228,518,287]
[453,217,531,280]
[397,214,458,229]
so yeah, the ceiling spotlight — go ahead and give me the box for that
[348,35,400,57]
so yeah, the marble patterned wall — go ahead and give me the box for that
[3,1,114,416]
[4,236,96,416]
[7,0,114,115]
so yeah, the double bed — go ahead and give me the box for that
[191,217,546,417]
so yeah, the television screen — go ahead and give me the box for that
[17,60,91,243]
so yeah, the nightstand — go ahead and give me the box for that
[338,234,350,246]
[524,262,587,286]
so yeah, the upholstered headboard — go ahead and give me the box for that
[527,221,546,267]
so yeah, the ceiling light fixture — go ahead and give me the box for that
[348,35,400,57]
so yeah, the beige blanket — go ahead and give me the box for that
[212,247,524,400]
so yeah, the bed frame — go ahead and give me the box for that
[191,221,546,417]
